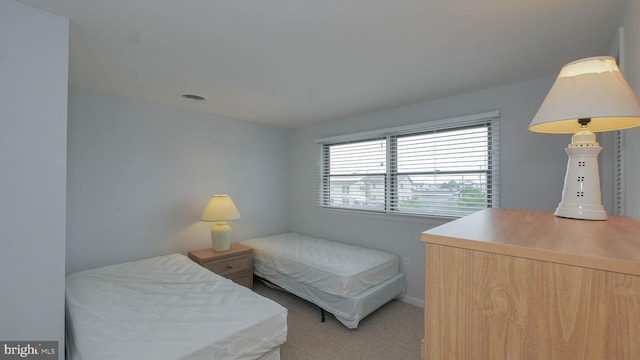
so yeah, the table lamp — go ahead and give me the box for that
[529,56,640,220]
[200,194,241,251]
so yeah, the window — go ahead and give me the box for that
[317,111,499,218]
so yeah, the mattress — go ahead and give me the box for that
[65,254,287,360]
[241,233,400,298]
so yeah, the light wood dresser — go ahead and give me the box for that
[421,208,640,360]
[188,243,254,289]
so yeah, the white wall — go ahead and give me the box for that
[622,0,640,219]
[66,88,291,274]
[289,75,617,302]
[0,1,68,358]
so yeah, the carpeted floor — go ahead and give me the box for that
[253,280,423,360]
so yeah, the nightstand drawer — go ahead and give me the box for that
[204,253,252,277]
[188,243,254,289]
[228,272,253,288]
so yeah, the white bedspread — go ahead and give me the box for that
[241,233,400,298]
[65,254,287,360]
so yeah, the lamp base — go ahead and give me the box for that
[554,128,607,221]
[555,204,607,221]
[211,221,232,252]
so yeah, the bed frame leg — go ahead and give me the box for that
[320,308,325,322]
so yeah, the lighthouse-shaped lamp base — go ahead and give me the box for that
[554,127,607,221]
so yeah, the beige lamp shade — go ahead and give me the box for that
[529,56,640,133]
[200,194,241,221]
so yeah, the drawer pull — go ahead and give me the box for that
[226,265,233,269]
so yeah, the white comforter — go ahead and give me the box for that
[65,254,287,360]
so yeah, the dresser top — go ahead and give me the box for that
[421,208,640,275]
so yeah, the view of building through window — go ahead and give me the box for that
[321,123,494,217]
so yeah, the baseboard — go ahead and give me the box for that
[399,295,424,308]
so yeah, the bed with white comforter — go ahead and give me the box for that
[65,253,287,360]
[241,233,406,329]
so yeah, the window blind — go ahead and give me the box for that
[317,111,499,218]
[614,130,625,215]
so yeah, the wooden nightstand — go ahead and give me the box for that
[188,243,254,289]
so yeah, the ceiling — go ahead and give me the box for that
[17,0,625,128]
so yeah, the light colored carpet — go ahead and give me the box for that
[253,280,423,360]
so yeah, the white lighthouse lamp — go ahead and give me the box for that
[529,56,640,220]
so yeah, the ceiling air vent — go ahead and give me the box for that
[181,94,206,101]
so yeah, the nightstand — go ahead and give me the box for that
[188,243,254,289]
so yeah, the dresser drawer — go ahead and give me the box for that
[204,253,252,277]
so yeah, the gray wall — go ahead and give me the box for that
[66,88,291,274]
[0,1,68,357]
[288,75,616,302]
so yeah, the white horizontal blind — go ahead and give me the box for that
[319,137,388,212]
[614,130,625,215]
[614,29,625,216]
[317,112,499,218]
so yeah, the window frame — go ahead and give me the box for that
[316,111,500,219]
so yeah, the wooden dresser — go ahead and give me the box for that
[421,208,640,360]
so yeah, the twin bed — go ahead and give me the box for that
[65,233,406,359]
[241,233,406,329]
[65,254,287,360]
